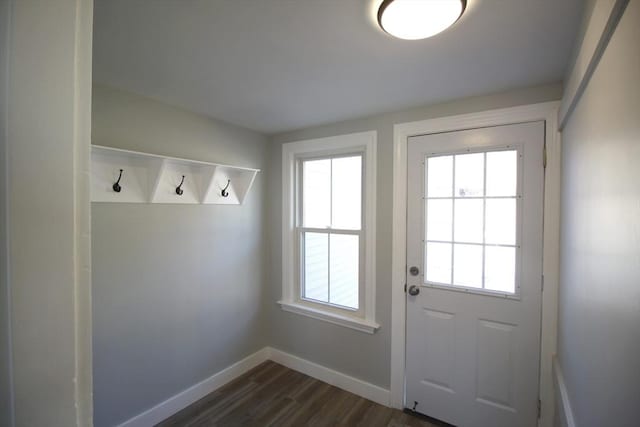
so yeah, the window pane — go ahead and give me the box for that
[303,159,330,228]
[486,150,517,196]
[331,156,362,229]
[427,155,453,197]
[454,153,484,197]
[303,232,328,302]
[425,242,452,284]
[485,199,516,245]
[485,246,516,293]
[453,244,482,288]
[426,199,452,241]
[454,199,483,243]
[329,234,359,309]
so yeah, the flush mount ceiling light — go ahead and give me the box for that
[377,0,466,40]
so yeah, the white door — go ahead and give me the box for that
[405,122,544,427]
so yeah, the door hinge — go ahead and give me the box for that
[543,141,547,169]
[404,283,407,293]
[537,398,541,419]
[541,275,544,292]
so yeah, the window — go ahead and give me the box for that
[280,132,378,333]
[300,155,362,309]
[424,148,521,295]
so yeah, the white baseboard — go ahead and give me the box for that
[266,347,390,407]
[552,355,576,427]
[117,346,391,427]
[117,348,270,427]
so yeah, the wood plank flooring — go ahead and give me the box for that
[157,361,438,427]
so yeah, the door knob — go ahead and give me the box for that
[408,285,420,296]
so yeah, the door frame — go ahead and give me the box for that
[390,101,561,427]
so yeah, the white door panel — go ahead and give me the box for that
[405,122,544,427]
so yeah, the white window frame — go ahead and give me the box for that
[279,131,379,334]
[421,145,524,299]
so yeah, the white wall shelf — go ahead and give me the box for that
[91,145,259,205]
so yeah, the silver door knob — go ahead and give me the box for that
[408,285,420,296]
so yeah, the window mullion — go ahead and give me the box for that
[299,229,304,300]
[297,159,303,228]
[481,152,487,289]
[328,158,333,304]
[450,156,456,285]
[327,232,331,305]
[329,157,333,229]
[299,227,360,235]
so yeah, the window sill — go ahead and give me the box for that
[277,300,380,334]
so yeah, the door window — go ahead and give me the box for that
[423,149,521,295]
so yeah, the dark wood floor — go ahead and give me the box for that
[157,361,438,427]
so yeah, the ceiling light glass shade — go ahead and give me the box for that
[378,0,466,40]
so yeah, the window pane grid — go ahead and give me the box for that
[424,195,521,200]
[301,155,362,230]
[424,239,518,248]
[298,154,363,310]
[300,230,360,310]
[424,149,519,294]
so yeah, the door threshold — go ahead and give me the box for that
[402,408,456,427]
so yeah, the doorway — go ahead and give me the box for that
[403,122,545,426]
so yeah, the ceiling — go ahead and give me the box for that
[93,0,583,134]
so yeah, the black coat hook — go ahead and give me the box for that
[221,179,231,198]
[113,169,123,193]
[176,175,185,195]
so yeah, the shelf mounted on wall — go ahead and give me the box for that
[91,145,259,205]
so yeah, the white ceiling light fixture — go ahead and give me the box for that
[378,0,466,40]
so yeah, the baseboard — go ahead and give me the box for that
[266,347,390,407]
[552,355,576,427]
[117,347,270,427]
[117,346,391,427]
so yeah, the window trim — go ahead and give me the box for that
[279,131,379,334]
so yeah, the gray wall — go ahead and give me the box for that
[91,85,270,427]
[267,83,563,389]
[0,0,12,425]
[558,2,640,427]
[4,0,93,426]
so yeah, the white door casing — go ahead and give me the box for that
[405,122,544,427]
